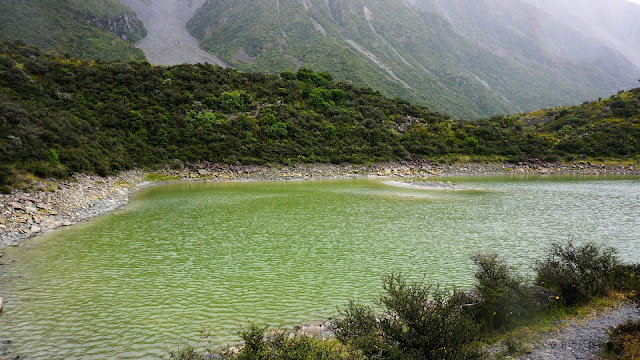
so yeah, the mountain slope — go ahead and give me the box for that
[0,0,146,61]
[187,0,638,119]
[416,0,638,94]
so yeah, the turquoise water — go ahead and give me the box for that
[0,176,639,358]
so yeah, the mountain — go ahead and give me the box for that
[1,43,638,185]
[186,0,639,119]
[0,0,146,61]
[521,0,640,68]
[415,0,637,94]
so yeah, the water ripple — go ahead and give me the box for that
[1,177,639,358]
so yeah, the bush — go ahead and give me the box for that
[471,253,532,329]
[227,324,363,360]
[605,320,640,360]
[169,347,206,360]
[333,301,390,359]
[333,274,484,360]
[0,164,13,185]
[534,240,621,306]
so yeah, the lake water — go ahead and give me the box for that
[1,176,639,358]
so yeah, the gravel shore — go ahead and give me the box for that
[517,303,640,360]
[1,159,637,247]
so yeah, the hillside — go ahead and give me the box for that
[187,0,639,119]
[0,0,146,61]
[0,43,638,187]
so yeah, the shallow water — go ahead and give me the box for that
[1,176,639,358]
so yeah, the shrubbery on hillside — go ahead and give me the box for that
[0,42,638,183]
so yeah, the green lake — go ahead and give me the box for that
[1,176,639,358]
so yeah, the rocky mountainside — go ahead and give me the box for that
[116,0,228,66]
[0,0,146,61]
[187,0,639,118]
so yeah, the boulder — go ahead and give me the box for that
[528,285,558,311]
[30,225,41,233]
[0,296,3,312]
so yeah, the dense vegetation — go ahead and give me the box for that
[0,0,146,62]
[188,0,638,119]
[172,241,640,359]
[0,43,639,187]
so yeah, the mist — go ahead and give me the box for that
[409,0,640,70]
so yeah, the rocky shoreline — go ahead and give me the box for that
[1,159,637,247]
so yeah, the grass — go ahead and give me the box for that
[144,173,181,182]
[604,319,640,360]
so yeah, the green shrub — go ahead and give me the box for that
[169,347,206,360]
[227,324,363,360]
[379,274,483,359]
[333,301,395,359]
[334,274,484,360]
[471,253,532,329]
[0,185,11,194]
[47,149,59,165]
[534,240,621,306]
[0,165,13,186]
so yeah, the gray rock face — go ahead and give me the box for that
[117,0,228,66]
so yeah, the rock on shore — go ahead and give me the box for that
[0,170,148,247]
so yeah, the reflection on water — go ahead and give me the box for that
[1,176,639,358]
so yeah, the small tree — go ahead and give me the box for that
[47,149,59,165]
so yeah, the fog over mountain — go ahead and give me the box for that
[411,0,640,69]
[520,0,640,68]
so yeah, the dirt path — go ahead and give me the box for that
[117,0,228,66]
[518,303,640,360]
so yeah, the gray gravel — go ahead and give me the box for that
[117,0,228,66]
[517,303,640,360]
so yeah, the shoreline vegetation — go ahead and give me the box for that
[1,159,638,247]
[168,242,640,360]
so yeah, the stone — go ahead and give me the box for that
[528,285,558,311]
[24,206,38,214]
[10,202,23,211]
[0,225,5,230]
[30,225,41,233]
[0,296,3,312]
[62,221,71,226]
